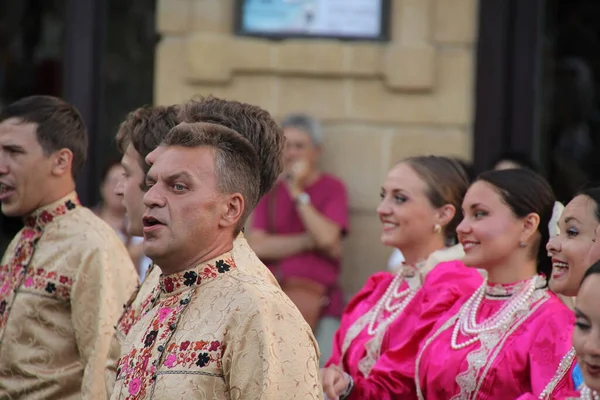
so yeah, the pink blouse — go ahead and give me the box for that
[325,251,483,399]
[416,279,576,399]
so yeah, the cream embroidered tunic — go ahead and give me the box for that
[113,232,279,345]
[0,193,139,399]
[111,250,322,399]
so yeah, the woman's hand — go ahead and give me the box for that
[319,365,350,400]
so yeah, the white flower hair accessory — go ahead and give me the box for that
[548,201,565,237]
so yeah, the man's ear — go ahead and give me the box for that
[219,193,244,230]
[51,149,73,177]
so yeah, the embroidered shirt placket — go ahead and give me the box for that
[0,197,79,344]
[0,226,42,343]
[115,263,157,340]
[147,289,195,398]
[116,256,237,399]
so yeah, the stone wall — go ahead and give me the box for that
[154,0,478,297]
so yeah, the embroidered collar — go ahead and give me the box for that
[485,275,547,297]
[399,259,427,278]
[159,252,237,296]
[24,192,80,229]
[398,245,464,290]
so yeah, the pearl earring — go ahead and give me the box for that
[519,241,526,248]
[434,224,442,234]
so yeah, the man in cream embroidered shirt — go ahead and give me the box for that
[111,122,321,399]
[0,194,139,398]
[112,102,281,347]
[113,251,320,399]
[0,95,139,399]
[115,232,278,343]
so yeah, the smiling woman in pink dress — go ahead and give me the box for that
[536,187,600,398]
[320,156,483,400]
[415,168,576,399]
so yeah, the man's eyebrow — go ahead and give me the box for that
[145,170,194,184]
[164,171,193,182]
[1,144,25,153]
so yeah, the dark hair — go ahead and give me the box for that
[0,95,87,178]
[580,260,600,288]
[492,151,538,172]
[403,156,471,245]
[162,122,260,233]
[477,168,555,280]
[575,186,600,222]
[178,96,284,200]
[115,105,180,176]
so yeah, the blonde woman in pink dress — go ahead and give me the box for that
[415,168,576,399]
[320,156,483,399]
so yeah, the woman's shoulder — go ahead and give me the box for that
[426,259,484,287]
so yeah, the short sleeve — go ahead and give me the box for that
[318,178,349,234]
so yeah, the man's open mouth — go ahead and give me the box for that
[0,183,15,201]
[142,216,163,227]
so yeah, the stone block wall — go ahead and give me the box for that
[154,0,478,297]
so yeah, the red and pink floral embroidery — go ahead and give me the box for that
[116,256,236,398]
[118,346,156,399]
[21,267,73,301]
[117,288,156,337]
[24,198,79,229]
[0,229,42,333]
[0,195,79,335]
[159,258,237,293]
[163,339,224,369]
[116,295,188,398]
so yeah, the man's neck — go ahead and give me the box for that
[34,182,76,213]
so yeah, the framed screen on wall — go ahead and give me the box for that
[234,0,391,41]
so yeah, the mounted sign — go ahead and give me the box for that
[234,0,391,41]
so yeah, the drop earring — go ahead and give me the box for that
[433,224,442,234]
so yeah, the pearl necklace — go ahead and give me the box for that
[366,271,416,336]
[582,386,600,400]
[451,275,542,350]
